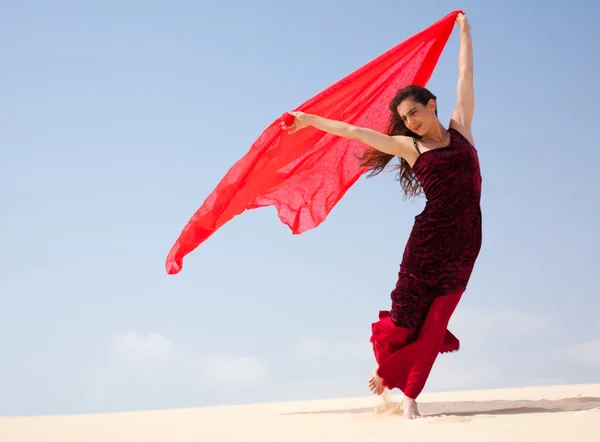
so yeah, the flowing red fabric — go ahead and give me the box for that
[166,10,463,275]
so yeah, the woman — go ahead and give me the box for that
[281,13,479,419]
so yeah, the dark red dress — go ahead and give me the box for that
[370,127,482,399]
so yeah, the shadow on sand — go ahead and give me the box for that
[280,397,600,418]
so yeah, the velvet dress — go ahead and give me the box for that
[370,127,482,399]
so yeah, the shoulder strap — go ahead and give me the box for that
[413,137,421,155]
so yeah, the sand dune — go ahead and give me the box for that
[1,383,599,442]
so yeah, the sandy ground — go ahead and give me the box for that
[1,383,599,442]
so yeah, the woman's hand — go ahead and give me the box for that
[456,13,470,31]
[280,111,312,134]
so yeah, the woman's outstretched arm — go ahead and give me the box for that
[450,13,475,144]
[281,111,413,158]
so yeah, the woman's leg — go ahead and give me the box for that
[376,291,462,392]
[368,271,431,396]
[370,290,463,418]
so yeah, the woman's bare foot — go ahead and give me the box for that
[402,396,421,419]
[368,367,385,395]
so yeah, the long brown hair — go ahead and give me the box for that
[358,85,437,198]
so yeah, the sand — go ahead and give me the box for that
[1,383,599,442]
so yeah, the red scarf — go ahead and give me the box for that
[166,10,463,274]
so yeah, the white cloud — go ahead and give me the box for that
[110,331,267,389]
[198,354,268,388]
[426,357,505,392]
[450,305,551,338]
[112,331,173,374]
[291,337,372,364]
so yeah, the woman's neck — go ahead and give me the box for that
[421,121,448,144]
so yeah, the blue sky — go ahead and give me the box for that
[2,0,599,416]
